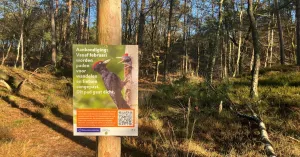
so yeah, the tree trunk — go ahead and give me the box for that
[77,0,83,44]
[163,0,174,81]
[224,37,228,78]
[1,44,12,66]
[196,43,200,77]
[21,26,24,70]
[96,0,122,156]
[137,0,145,48]
[124,0,130,44]
[83,0,89,44]
[135,0,138,44]
[15,36,21,68]
[269,14,274,67]
[296,0,300,65]
[208,0,224,83]
[265,13,271,68]
[248,0,260,98]
[233,1,243,77]
[183,0,187,74]
[88,1,90,43]
[221,38,223,78]
[64,0,72,53]
[274,0,285,65]
[20,0,24,70]
[50,0,57,66]
[228,34,232,76]
[155,57,161,83]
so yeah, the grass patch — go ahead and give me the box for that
[0,125,13,142]
[0,140,38,157]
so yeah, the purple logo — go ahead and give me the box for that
[77,128,101,132]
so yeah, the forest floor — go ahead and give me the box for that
[0,65,300,157]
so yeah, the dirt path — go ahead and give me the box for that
[0,66,95,157]
[0,96,95,157]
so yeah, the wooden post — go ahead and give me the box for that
[96,0,121,156]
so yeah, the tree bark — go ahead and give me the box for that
[64,0,72,53]
[224,36,228,78]
[134,0,138,44]
[15,36,21,68]
[233,0,243,77]
[296,0,300,65]
[137,0,145,48]
[1,44,12,66]
[96,0,122,155]
[20,0,24,70]
[228,33,232,76]
[208,0,224,83]
[274,0,285,65]
[265,12,271,68]
[196,43,200,77]
[163,0,174,81]
[83,0,89,44]
[77,0,83,44]
[183,0,188,74]
[248,0,260,98]
[50,0,57,66]
[269,14,274,67]
[124,0,130,44]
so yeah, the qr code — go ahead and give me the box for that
[118,110,134,126]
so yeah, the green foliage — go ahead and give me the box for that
[155,76,232,109]
[43,32,51,42]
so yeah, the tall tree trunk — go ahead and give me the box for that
[83,0,89,44]
[296,0,300,65]
[96,0,121,156]
[208,0,224,84]
[183,0,187,74]
[59,9,64,54]
[124,0,130,44]
[163,0,174,81]
[135,0,138,44]
[77,0,83,44]
[224,36,228,78]
[248,0,260,98]
[20,24,24,70]
[220,37,223,78]
[88,1,90,43]
[196,43,200,77]
[265,12,271,68]
[233,0,243,77]
[274,0,285,65]
[137,0,145,48]
[55,0,60,53]
[64,0,72,53]
[196,7,201,77]
[19,0,24,70]
[228,32,232,76]
[287,23,296,64]
[50,0,57,66]
[269,14,274,67]
[15,36,21,68]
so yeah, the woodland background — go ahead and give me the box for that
[0,0,300,156]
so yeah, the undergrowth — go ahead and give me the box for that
[127,66,300,156]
